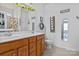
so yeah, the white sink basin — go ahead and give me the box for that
[0,32,12,37]
[0,31,44,39]
[0,31,44,43]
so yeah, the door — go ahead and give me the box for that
[36,35,42,56]
[41,35,45,54]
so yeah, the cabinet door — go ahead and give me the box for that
[37,45,41,56]
[41,35,45,54]
[36,38,42,56]
[28,36,36,56]
[36,35,45,56]
[18,46,28,56]
[0,50,17,56]
[29,42,36,56]
[29,50,36,56]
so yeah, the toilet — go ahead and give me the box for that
[45,39,53,49]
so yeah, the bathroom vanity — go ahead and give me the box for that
[0,32,45,56]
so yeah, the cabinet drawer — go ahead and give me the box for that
[15,38,28,48]
[41,34,45,38]
[37,35,42,40]
[0,42,16,53]
[29,36,36,43]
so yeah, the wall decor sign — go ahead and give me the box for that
[60,9,70,13]
[50,16,55,32]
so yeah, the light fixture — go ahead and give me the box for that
[16,3,35,11]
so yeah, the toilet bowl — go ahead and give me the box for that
[45,40,53,49]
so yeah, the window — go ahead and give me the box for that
[62,19,68,42]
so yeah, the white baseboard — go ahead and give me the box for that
[53,43,79,52]
[45,40,79,52]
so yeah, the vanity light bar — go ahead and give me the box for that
[16,3,35,11]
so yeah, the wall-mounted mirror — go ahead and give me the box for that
[0,11,18,32]
[0,4,19,32]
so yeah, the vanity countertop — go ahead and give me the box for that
[0,31,44,43]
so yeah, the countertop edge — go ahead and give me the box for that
[0,33,45,44]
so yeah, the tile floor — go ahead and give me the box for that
[43,45,79,56]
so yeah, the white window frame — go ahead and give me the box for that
[62,19,69,42]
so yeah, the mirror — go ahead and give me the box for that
[0,4,19,32]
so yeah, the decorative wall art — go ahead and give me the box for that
[7,16,18,31]
[50,16,55,32]
[60,9,70,13]
[39,16,44,30]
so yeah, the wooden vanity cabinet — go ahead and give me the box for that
[0,34,45,56]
